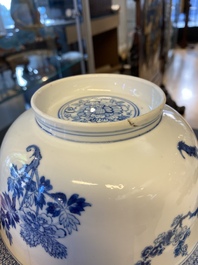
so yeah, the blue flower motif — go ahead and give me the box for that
[154,230,173,246]
[149,244,165,257]
[174,242,188,257]
[0,144,91,260]
[171,226,191,257]
[20,209,67,258]
[141,246,153,259]
[171,214,183,228]
[134,211,197,265]
[171,226,191,246]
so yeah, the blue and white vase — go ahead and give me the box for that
[0,74,197,265]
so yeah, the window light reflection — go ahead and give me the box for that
[72,180,98,186]
[105,184,124,190]
[181,88,192,100]
[0,0,11,10]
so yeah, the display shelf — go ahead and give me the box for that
[66,12,120,72]
[0,0,86,107]
[66,13,119,43]
[0,51,84,106]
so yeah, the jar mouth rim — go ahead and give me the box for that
[31,74,166,142]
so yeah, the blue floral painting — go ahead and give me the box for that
[134,141,198,265]
[134,210,198,265]
[0,141,197,264]
[0,145,91,259]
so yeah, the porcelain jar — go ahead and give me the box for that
[0,74,197,265]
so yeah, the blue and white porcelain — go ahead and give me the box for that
[0,74,197,265]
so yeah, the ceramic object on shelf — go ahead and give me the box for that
[0,74,197,265]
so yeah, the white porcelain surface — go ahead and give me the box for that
[0,74,197,265]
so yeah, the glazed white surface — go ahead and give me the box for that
[0,106,197,265]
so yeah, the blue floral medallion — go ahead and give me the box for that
[0,145,91,260]
[58,96,140,123]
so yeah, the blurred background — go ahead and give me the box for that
[0,0,198,142]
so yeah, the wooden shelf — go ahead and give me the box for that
[66,13,119,44]
[65,13,120,72]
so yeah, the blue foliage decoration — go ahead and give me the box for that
[134,209,198,265]
[135,141,198,265]
[178,141,198,159]
[0,145,91,260]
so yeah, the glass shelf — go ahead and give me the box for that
[0,0,85,106]
[0,50,84,105]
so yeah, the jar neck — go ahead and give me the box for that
[35,110,163,143]
[31,74,166,143]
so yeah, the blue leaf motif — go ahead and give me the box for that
[34,177,53,210]
[25,179,36,192]
[50,192,67,204]
[35,192,46,210]
[178,141,198,159]
[59,212,80,235]
[0,192,20,245]
[10,164,18,178]
[39,176,53,192]
[8,164,24,199]
[189,208,198,218]
[46,202,61,217]
[24,192,35,207]
[0,192,19,229]
[46,192,68,217]
[67,194,91,215]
